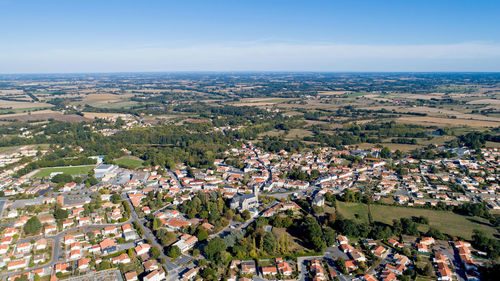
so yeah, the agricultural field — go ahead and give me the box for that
[34,165,95,178]
[336,201,498,239]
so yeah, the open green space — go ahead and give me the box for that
[34,165,95,178]
[114,156,144,169]
[336,201,498,239]
[340,92,369,98]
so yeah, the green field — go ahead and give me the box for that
[336,201,498,239]
[34,165,95,178]
[341,92,369,98]
[114,157,144,169]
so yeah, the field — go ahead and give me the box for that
[336,201,498,239]
[34,165,95,178]
[114,157,144,169]
[397,116,500,128]
[0,110,90,123]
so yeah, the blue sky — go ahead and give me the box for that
[1,0,500,73]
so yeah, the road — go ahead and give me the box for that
[122,192,188,281]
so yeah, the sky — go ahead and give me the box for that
[1,0,500,73]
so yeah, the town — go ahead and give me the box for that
[0,133,498,281]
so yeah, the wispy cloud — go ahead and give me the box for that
[1,41,500,73]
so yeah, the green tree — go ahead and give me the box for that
[54,207,68,220]
[167,245,181,259]
[263,232,276,254]
[151,246,161,259]
[204,237,226,263]
[196,228,208,242]
[24,216,42,235]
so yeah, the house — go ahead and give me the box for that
[45,225,57,235]
[345,260,358,272]
[0,244,9,255]
[388,238,404,249]
[35,239,47,250]
[372,245,387,257]
[241,260,257,275]
[125,272,138,281]
[32,254,44,264]
[54,263,70,274]
[62,220,74,229]
[112,253,131,264]
[64,235,75,245]
[14,216,29,228]
[143,260,159,272]
[420,237,435,245]
[16,242,31,254]
[362,274,378,281]
[336,235,348,245]
[4,228,17,237]
[143,270,165,281]
[416,243,428,253]
[173,234,198,253]
[349,250,367,262]
[69,249,81,260]
[99,239,116,254]
[33,267,51,277]
[78,258,91,270]
[261,266,278,276]
[1,236,13,245]
[182,267,199,280]
[78,217,91,226]
[135,243,151,256]
[276,258,293,276]
[7,259,27,271]
[103,226,117,236]
[122,224,133,233]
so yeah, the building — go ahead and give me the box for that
[173,234,198,253]
[143,270,165,281]
[230,194,259,211]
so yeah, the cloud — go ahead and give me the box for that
[1,42,500,73]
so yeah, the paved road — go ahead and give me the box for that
[122,192,187,281]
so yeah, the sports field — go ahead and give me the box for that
[114,157,144,169]
[336,201,498,239]
[34,165,95,178]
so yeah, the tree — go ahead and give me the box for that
[51,173,73,184]
[111,193,121,204]
[24,216,42,235]
[167,245,181,259]
[204,237,226,263]
[54,207,68,220]
[323,227,336,246]
[241,210,251,221]
[380,147,391,158]
[196,228,208,242]
[151,246,161,259]
[336,257,347,274]
[263,232,276,254]
[423,263,433,276]
[301,216,325,251]
[153,218,163,230]
[14,275,29,281]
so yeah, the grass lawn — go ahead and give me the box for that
[34,165,94,178]
[114,157,144,169]
[336,201,498,239]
